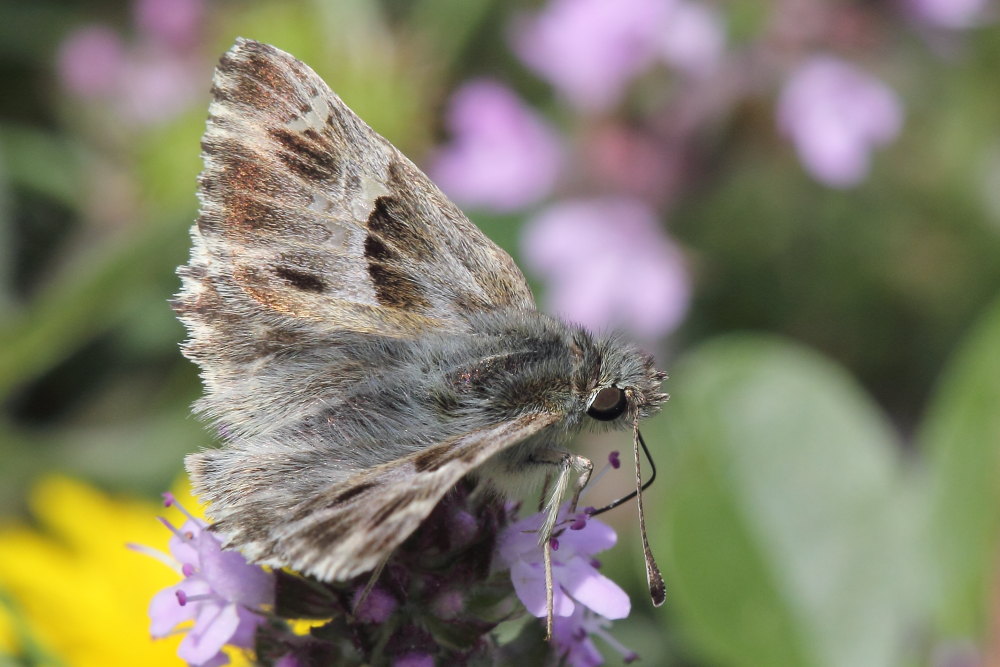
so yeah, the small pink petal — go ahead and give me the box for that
[521,198,690,339]
[560,557,631,620]
[197,531,274,607]
[430,79,562,212]
[510,560,575,617]
[177,602,239,665]
[149,583,198,637]
[57,25,125,98]
[228,605,266,648]
[393,654,436,667]
[905,0,989,28]
[134,0,204,48]
[777,56,903,188]
[510,0,667,111]
[352,587,398,624]
[557,516,618,555]
[658,1,726,77]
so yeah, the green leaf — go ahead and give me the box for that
[0,216,185,400]
[656,335,910,667]
[407,0,498,75]
[0,125,82,207]
[920,293,1000,637]
[222,0,435,154]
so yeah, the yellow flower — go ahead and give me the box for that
[0,475,250,666]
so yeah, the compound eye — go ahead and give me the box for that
[587,387,627,421]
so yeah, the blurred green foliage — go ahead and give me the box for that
[0,0,998,665]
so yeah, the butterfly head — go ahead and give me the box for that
[578,333,668,428]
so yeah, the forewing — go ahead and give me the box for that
[190,410,562,582]
[174,38,536,435]
[177,38,533,332]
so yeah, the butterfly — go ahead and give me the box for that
[173,38,667,635]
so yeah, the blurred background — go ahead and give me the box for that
[1,0,999,665]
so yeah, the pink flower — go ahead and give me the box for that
[777,56,903,188]
[510,0,667,111]
[658,1,726,77]
[521,198,690,340]
[351,586,399,623]
[552,607,639,667]
[497,506,630,620]
[393,654,435,667]
[429,80,562,212]
[116,48,202,125]
[497,505,639,665]
[904,0,991,29]
[55,2,206,126]
[57,25,126,98]
[511,0,726,111]
[131,494,274,667]
[134,0,205,49]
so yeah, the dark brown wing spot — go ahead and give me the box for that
[327,480,377,508]
[269,128,340,182]
[385,159,532,309]
[369,495,412,528]
[414,447,448,473]
[367,263,429,310]
[274,266,325,293]
[366,195,435,261]
[363,234,396,263]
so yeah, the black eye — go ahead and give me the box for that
[587,387,627,421]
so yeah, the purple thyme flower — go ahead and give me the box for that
[511,0,726,110]
[57,25,126,98]
[429,79,562,212]
[352,586,399,623]
[510,0,667,111]
[552,607,639,667]
[132,494,274,667]
[393,654,435,667]
[521,197,690,340]
[658,1,726,78]
[777,56,903,188]
[903,0,990,29]
[134,0,204,49]
[115,47,203,125]
[55,0,206,126]
[497,505,630,621]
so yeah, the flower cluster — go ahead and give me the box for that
[428,0,992,343]
[429,0,721,341]
[497,500,640,666]
[511,0,725,112]
[130,493,274,667]
[429,80,563,213]
[138,451,640,667]
[777,57,903,188]
[521,198,689,340]
[57,0,206,125]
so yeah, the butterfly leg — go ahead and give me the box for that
[533,449,593,540]
[529,449,593,640]
[352,554,390,615]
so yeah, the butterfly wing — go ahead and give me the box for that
[174,39,536,436]
[175,40,562,581]
[188,410,563,581]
